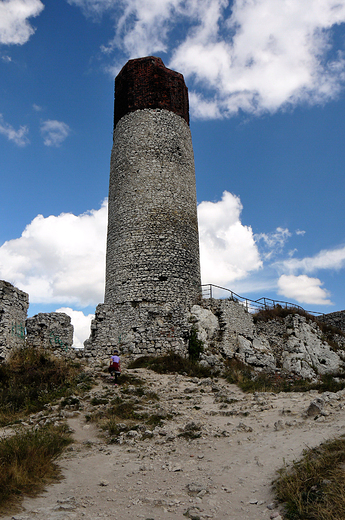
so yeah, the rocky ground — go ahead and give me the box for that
[3,367,345,520]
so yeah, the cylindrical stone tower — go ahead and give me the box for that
[105,56,201,307]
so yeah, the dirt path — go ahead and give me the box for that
[4,368,345,520]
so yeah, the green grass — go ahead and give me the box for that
[274,436,345,520]
[0,424,72,513]
[128,353,211,377]
[0,347,92,425]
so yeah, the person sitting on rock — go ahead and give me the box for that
[108,349,121,385]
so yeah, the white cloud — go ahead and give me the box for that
[0,192,262,307]
[56,307,94,348]
[33,103,43,111]
[277,274,332,305]
[255,227,291,260]
[198,190,262,286]
[40,120,71,147]
[0,201,108,306]
[1,54,12,62]
[279,245,345,274]
[0,0,44,45]
[0,114,29,146]
[69,0,345,118]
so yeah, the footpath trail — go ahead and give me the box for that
[4,367,345,520]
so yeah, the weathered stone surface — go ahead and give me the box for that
[190,301,345,380]
[317,310,345,333]
[105,108,201,308]
[84,301,190,361]
[86,57,201,357]
[26,312,74,358]
[0,280,29,361]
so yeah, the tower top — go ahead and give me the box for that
[114,56,189,128]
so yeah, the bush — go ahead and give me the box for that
[188,328,204,361]
[128,353,210,378]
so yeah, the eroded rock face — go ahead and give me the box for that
[190,301,345,380]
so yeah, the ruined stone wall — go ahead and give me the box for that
[26,312,75,359]
[0,280,29,361]
[84,301,191,363]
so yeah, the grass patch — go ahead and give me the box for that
[274,435,345,520]
[128,353,210,378]
[253,305,314,323]
[0,424,72,513]
[0,347,91,426]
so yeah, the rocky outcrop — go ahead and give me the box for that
[317,310,345,333]
[191,301,345,380]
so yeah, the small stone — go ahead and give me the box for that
[99,480,109,486]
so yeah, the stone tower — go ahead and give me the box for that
[85,56,201,360]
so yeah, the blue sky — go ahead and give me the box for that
[1,0,345,346]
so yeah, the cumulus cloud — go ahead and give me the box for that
[40,120,71,147]
[56,307,94,348]
[0,201,108,306]
[277,274,332,306]
[198,191,262,286]
[0,192,262,308]
[0,0,44,45]
[0,192,342,311]
[278,244,345,274]
[0,114,29,146]
[69,0,345,118]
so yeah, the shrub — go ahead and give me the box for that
[188,328,204,361]
[128,353,210,378]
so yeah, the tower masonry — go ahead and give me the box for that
[85,56,201,360]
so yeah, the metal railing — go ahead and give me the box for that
[201,284,324,316]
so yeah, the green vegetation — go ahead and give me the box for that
[128,352,211,377]
[274,435,345,520]
[0,347,91,425]
[0,424,72,513]
[188,327,204,361]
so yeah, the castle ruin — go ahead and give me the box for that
[84,57,201,359]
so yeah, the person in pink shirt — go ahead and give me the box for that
[108,349,121,385]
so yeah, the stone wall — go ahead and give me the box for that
[0,280,29,361]
[26,312,75,359]
[84,301,191,363]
